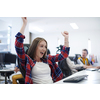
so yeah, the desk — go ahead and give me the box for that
[0,65,14,84]
[55,69,100,84]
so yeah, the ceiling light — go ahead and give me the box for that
[70,23,79,29]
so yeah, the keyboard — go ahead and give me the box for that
[63,75,88,83]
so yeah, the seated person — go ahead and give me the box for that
[59,49,100,78]
[66,57,90,73]
[66,49,100,73]
[12,66,23,84]
[12,49,51,84]
[77,49,100,69]
[66,55,100,75]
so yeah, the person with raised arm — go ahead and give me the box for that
[15,17,70,84]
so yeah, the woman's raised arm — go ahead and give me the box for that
[20,17,27,35]
[47,31,70,63]
[15,17,27,68]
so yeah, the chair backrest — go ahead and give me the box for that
[69,56,75,61]
[73,54,81,64]
[47,49,50,55]
[23,44,30,53]
[17,57,26,79]
[58,58,72,79]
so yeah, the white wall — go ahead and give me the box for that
[1,18,100,64]
[11,18,29,54]
[31,30,100,64]
[0,20,9,31]
[31,31,89,55]
[0,18,29,54]
[11,18,22,54]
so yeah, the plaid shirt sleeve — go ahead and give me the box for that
[48,46,70,62]
[47,46,70,82]
[15,32,26,68]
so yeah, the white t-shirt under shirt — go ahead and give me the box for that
[32,62,53,84]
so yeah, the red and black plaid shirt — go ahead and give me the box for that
[15,32,70,84]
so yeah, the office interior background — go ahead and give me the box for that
[0,17,100,65]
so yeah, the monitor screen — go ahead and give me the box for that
[4,53,16,64]
[0,52,16,67]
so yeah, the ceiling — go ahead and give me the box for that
[28,17,100,34]
[0,17,100,34]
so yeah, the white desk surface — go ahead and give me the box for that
[0,65,21,82]
[55,69,100,84]
[0,65,14,72]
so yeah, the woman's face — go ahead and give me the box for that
[35,40,47,59]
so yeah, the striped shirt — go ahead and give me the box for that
[78,57,90,66]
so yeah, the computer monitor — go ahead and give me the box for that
[0,52,16,68]
[4,53,16,64]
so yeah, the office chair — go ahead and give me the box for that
[56,45,63,54]
[69,54,85,71]
[73,54,81,64]
[16,57,25,84]
[56,45,72,78]
[58,59,72,79]
[47,49,50,55]
[69,56,75,61]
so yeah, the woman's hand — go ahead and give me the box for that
[14,67,20,73]
[61,31,69,47]
[61,31,69,39]
[21,17,27,25]
[20,17,27,34]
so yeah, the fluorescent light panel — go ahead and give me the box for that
[70,23,79,29]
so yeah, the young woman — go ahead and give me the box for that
[15,17,70,84]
